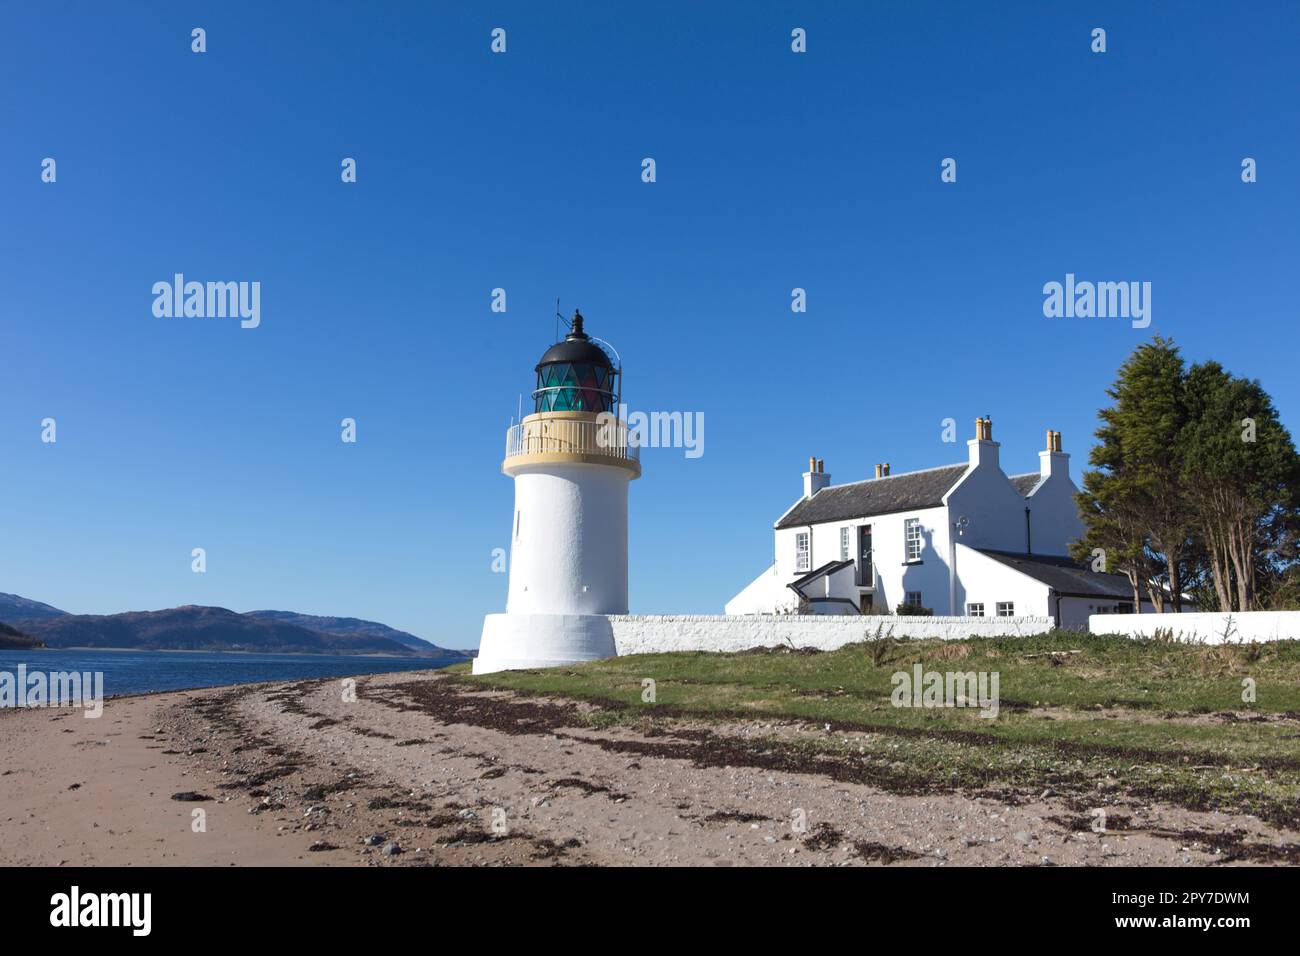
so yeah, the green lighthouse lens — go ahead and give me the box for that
[535,362,615,413]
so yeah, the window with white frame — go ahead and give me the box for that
[967,602,985,617]
[840,526,851,561]
[904,518,922,562]
[996,601,1015,617]
[795,532,810,572]
[904,591,922,608]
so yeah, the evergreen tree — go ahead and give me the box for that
[1179,361,1300,610]
[1074,337,1193,611]
[1077,341,1300,613]
[1070,469,1151,609]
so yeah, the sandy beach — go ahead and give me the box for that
[2,669,1297,867]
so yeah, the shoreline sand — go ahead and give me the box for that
[2,669,1297,867]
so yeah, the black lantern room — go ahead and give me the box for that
[533,310,620,413]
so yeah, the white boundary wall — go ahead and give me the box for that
[1090,611,1300,644]
[609,614,1054,656]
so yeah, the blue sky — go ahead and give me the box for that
[2,2,1297,648]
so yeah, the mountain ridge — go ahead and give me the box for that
[0,592,68,622]
[0,621,43,650]
[244,610,443,655]
[0,594,469,659]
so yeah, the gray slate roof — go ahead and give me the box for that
[789,559,854,591]
[775,464,968,529]
[1008,473,1043,497]
[976,549,1136,599]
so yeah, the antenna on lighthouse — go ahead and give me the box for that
[555,297,573,341]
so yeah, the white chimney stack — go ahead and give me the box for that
[803,455,830,498]
[967,416,999,471]
[1039,429,1068,480]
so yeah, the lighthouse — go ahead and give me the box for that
[473,311,641,674]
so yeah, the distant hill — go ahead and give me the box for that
[245,610,461,657]
[13,605,467,658]
[0,592,68,622]
[0,621,43,650]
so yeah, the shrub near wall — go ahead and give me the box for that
[608,614,1054,656]
[1089,611,1300,644]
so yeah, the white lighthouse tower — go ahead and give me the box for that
[473,311,641,674]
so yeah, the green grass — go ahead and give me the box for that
[458,632,1300,828]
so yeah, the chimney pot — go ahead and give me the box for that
[968,418,1000,469]
[803,458,831,498]
[882,463,890,476]
[1039,431,1069,479]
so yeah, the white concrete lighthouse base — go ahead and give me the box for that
[472,613,617,675]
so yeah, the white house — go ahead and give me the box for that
[726,418,1153,628]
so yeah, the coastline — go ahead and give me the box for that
[3,646,468,658]
[0,648,465,700]
[3,668,1297,867]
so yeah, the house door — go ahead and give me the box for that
[857,526,873,587]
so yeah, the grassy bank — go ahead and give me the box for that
[462,631,1300,828]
